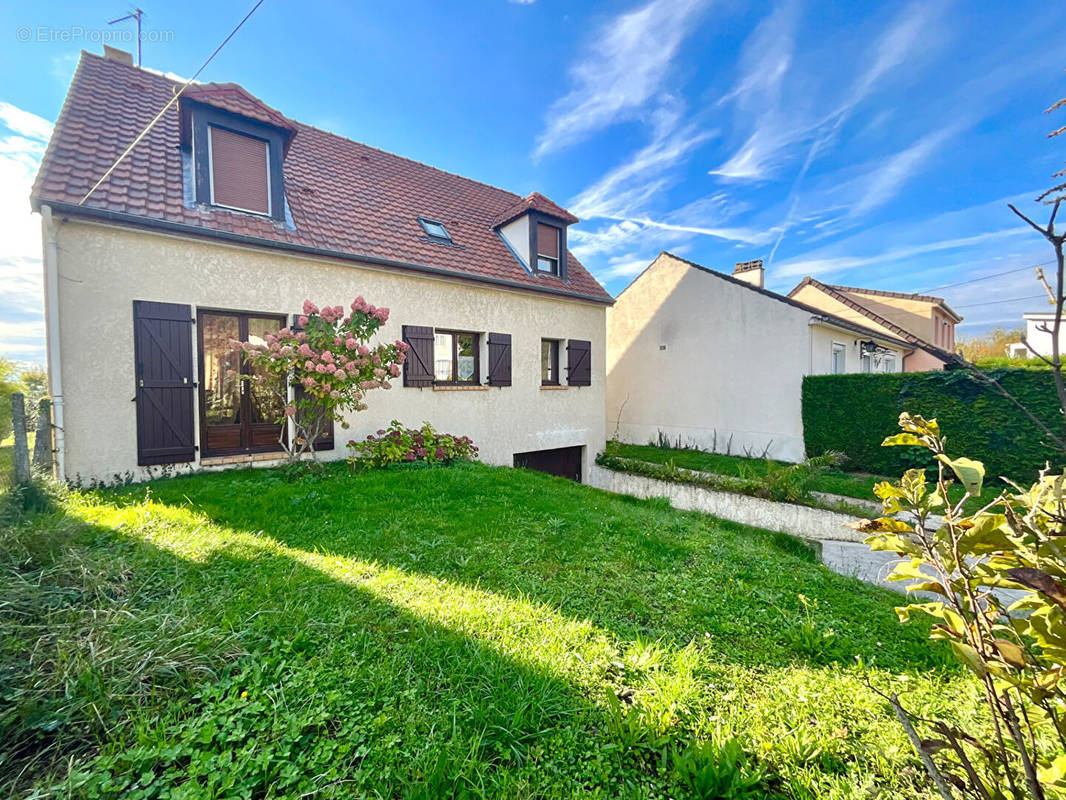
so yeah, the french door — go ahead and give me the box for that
[197,310,287,456]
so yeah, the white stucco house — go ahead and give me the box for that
[606,252,913,463]
[1007,311,1062,359]
[31,49,612,485]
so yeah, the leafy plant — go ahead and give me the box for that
[237,297,408,463]
[857,412,1066,799]
[346,420,478,469]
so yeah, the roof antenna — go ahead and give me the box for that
[108,7,144,67]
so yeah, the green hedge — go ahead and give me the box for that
[802,369,1066,483]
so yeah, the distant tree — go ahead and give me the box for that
[0,358,17,441]
[956,326,1026,361]
[19,367,48,429]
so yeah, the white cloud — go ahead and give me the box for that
[570,101,715,219]
[0,101,50,363]
[534,0,709,157]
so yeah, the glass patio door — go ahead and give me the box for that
[198,310,287,456]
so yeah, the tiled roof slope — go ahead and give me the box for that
[787,277,958,361]
[31,52,612,304]
[493,192,580,227]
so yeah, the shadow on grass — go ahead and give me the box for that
[5,502,782,799]
[101,461,957,676]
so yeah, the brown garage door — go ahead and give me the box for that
[513,446,583,482]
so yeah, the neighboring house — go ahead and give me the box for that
[787,278,961,371]
[1008,311,1063,358]
[606,252,912,462]
[31,49,612,485]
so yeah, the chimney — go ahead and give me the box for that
[733,259,764,289]
[103,45,134,65]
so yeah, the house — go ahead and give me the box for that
[1007,311,1062,359]
[606,252,912,463]
[787,277,961,371]
[31,48,612,485]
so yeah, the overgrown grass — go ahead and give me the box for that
[2,462,986,798]
[612,442,1000,513]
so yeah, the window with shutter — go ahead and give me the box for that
[402,325,435,387]
[536,222,561,275]
[566,339,591,386]
[133,301,196,465]
[487,333,512,386]
[210,126,270,214]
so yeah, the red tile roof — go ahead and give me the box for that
[493,191,580,227]
[32,52,612,304]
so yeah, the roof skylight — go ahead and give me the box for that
[419,217,451,242]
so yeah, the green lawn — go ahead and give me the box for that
[610,442,1000,512]
[2,462,983,798]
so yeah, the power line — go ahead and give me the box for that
[952,294,1050,310]
[79,0,266,205]
[917,261,1055,294]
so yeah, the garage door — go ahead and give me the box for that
[513,446,583,482]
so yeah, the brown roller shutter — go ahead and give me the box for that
[133,301,196,465]
[537,223,559,258]
[402,325,435,387]
[566,339,591,386]
[487,333,512,386]
[210,126,270,214]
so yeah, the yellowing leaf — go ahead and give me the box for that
[935,455,985,496]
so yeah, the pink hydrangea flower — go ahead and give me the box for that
[330,389,341,399]
[285,405,296,417]
[302,300,318,316]
[316,363,328,374]
[358,345,370,356]
[334,369,347,380]
[297,344,313,357]
[298,315,309,327]
[346,338,358,350]
[388,364,401,377]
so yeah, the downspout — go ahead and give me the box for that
[40,205,66,482]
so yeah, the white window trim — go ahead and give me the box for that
[831,341,847,374]
[207,124,273,217]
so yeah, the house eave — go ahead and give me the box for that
[36,200,615,307]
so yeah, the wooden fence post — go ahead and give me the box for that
[11,392,30,485]
[33,397,52,473]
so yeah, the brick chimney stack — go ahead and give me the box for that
[733,259,764,289]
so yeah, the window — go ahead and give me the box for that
[883,354,896,372]
[860,354,872,373]
[419,217,452,242]
[209,126,270,214]
[831,343,846,374]
[434,330,479,383]
[541,339,560,385]
[536,222,560,275]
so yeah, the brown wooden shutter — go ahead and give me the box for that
[566,339,591,386]
[210,126,270,214]
[487,333,512,386]
[537,223,559,257]
[133,301,196,465]
[402,325,435,387]
[291,313,333,451]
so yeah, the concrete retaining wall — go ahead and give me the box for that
[588,465,865,543]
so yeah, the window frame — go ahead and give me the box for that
[207,124,272,216]
[831,342,847,375]
[541,338,560,386]
[883,353,896,373]
[418,217,453,243]
[433,329,481,385]
[530,216,566,279]
[187,102,289,222]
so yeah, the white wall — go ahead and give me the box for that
[1024,314,1066,358]
[606,254,907,463]
[51,219,607,484]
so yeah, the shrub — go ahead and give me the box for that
[346,421,478,468]
[858,413,1066,798]
[802,370,1065,483]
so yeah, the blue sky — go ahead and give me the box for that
[2,0,1065,363]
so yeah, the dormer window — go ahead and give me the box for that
[536,222,561,276]
[419,217,452,242]
[209,126,270,215]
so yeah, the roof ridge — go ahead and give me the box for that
[657,252,915,349]
[827,282,947,304]
[82,50,527,206]
[798,277,943,350]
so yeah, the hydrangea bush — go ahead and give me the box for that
[236,298,408,462]
[346,421,478,469]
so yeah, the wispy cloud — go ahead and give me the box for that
[534,0,709,157]
[0,101,51,363]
